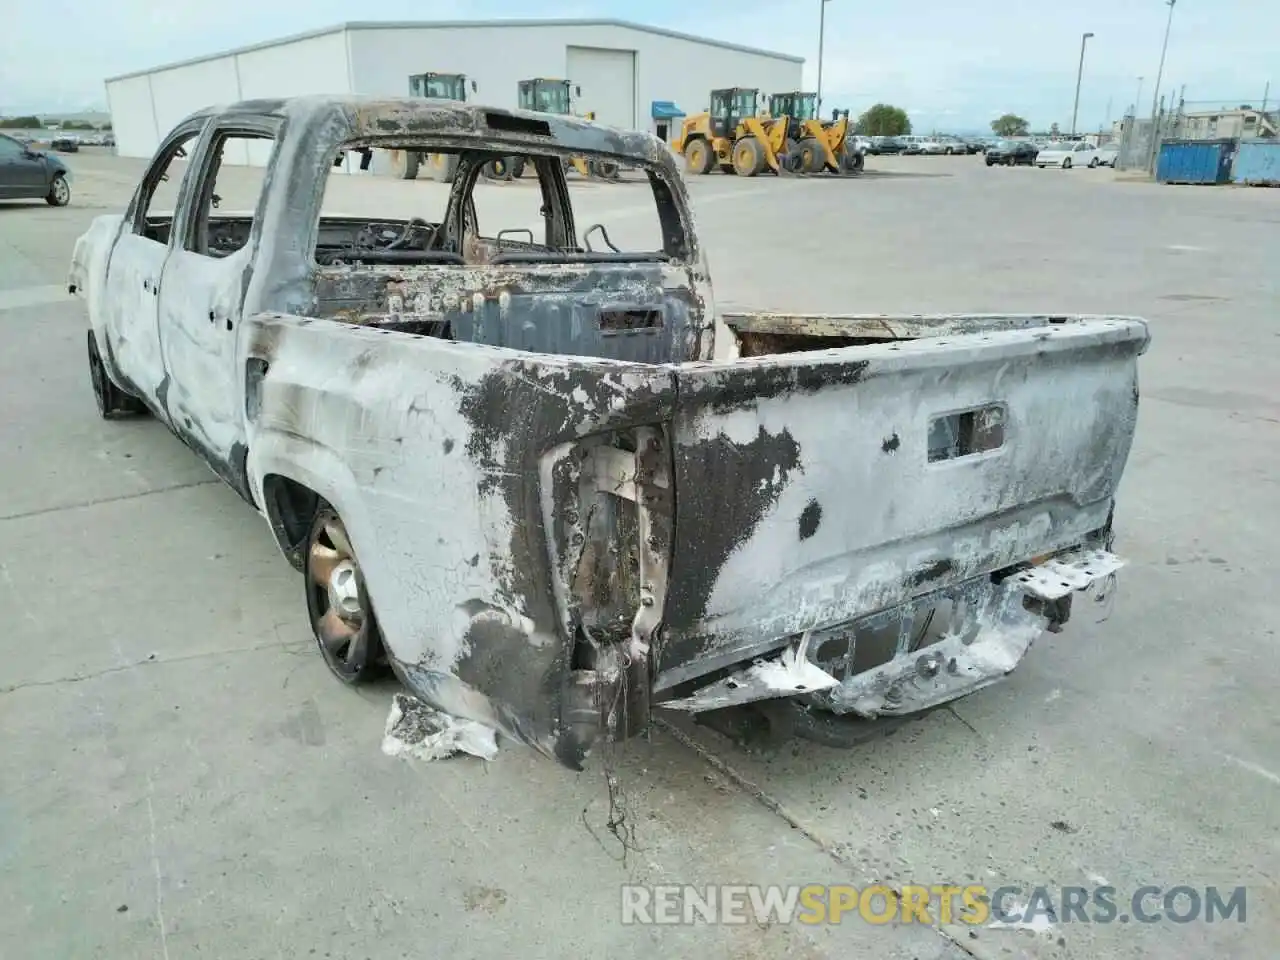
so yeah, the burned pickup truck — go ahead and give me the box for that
[69,96,1148,768]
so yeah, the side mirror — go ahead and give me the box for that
[471,80,478,92]
[574,85,581,97]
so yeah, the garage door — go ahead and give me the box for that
[566,46,636,130]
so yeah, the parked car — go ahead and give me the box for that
[867,136,906,155]
[985,140,1039,166]
[0,133,72,205]
[1036,141,1100,169]
[936,136,969,155]
[1095,145,1119,167]
[918,138,948,155]
[899,135,924,155]
[50,134,80,153]
[69,95,1146,770]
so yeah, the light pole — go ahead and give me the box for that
[1071,32,1094,135]
[1134,76,1145,116]
[817,0,831,111]
[1146,0,1177,172]
[1150,0,1177,118]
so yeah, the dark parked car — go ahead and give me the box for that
[0,133,72,205]
[868,136,906,155]
[51,135,80,153]
[985,140,1038,166]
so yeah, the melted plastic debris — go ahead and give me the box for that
[381,693,499,762]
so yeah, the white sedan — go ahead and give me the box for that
[1035,141,1101,169]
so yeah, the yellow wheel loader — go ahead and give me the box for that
[767,93,862,174]
[399,72,477,182]
[479,79,620,182]
[673,88,794,177]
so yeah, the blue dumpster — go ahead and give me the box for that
[1156,139,1236,184]
[1231,140,1280,186]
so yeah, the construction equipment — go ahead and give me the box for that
[399,72,477,181]
[672,88,792,177]
[495,78,620,180]
[767,93,863,174]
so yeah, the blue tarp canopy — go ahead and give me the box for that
[651,101,686,119]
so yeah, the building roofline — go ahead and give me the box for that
[103,18,803,84]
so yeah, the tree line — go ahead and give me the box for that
[847,104,1033,138]
[0,116,111,130]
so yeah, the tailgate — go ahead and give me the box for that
[654,316,1149,690]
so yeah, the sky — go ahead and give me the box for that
[1,0,1274,131]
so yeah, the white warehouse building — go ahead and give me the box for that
[104,19,804,161]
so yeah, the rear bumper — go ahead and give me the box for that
[657,547,1124,718]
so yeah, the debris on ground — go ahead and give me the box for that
[381,693,498,762]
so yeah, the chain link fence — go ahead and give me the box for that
[1114,97,1278,174]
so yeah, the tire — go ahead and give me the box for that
[305,504,385,685]
[797,137,824,174]
[1063,158,1072,170]
[87,330,147,419]
[510,157,527,180]
[684,138,714,175]
[397,150,420,180]
[591,159,620,179]
[986,159,995,167]
[483,156,518,180]
[732,137,765,177]
[427,153,459,183]
[1089,158,1099,168]
[46,174,70,207]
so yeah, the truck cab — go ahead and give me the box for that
[709,87,760,139]
[517,78,578,116]
[408,72,475,101]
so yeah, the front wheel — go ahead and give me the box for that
[1089,158,1099,168]
[46,174,70,206]
[305,505,386,685]
[1063,158,1072,170]
[732,137,765,177]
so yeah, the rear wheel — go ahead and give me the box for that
[305,505,385,685]
[732,137,765,177]
[684,138,714,175]
[1063,158,1073,170]
[87,330,147,419]
[1089,157,1099,168]
[841,149,865,174]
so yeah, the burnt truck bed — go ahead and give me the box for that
[243,305,1147,765]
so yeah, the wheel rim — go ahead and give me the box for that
[53,177,68,203]
[308,513,373,678]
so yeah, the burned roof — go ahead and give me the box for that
[180,95,676,168]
